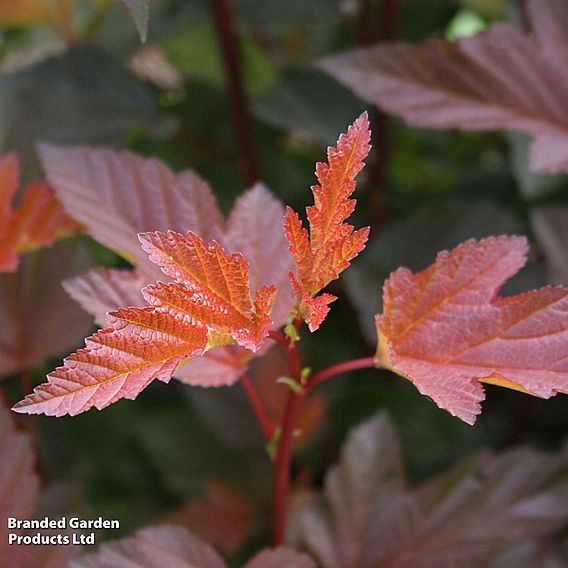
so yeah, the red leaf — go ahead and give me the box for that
[320,0,568,174]
[14,231,277,415]
[284,113,371,330]
[139,231,277,352]
[43,145,294,387]
[296,411,568,568]
[13,306,208,416]
[0,152,80,272]
[376,236,568,424]
[0,399,39,559]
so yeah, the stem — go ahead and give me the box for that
[271,330,303,546]
[271,385,303,546]
[241,374,273,441]
[308,356,376,392]
[208,0,259,185]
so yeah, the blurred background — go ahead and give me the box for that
[1,0,567,562]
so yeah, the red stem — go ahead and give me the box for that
[308,356,376,392]
[208,0,259,185]
[241,374,273,441]
[271,334,303,546]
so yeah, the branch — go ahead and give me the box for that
[208,0,259,185]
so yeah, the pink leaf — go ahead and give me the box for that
[74,525,227,568]
[376,236,568,424]
[320,1,568,174]
[0,399,39,558]
[37,144,224,276]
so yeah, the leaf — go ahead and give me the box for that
[72,524,315,568]
[14,229,277,415]
[59,175,293,387]
[0,0,52,26]
[296,411,568,568]
[13,304,208,416]
[122,0,150,43]
[170,482,253,554]
[38,144,224,273]
[0,47,156,179]
[0,240,93,380]
[531,206,568,286]
[376,236,568,424]
[140,231,277,352]
[284,112,371,330]
[320,0,568,174]
[0,399,39,559]
[73,525,227,568]
[0,152,81,272]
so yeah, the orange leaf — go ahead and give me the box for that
[139,231,277,352]
[13,307,208,416]
[14,232,277,416]
[376,236,568,424]
[284,113,371,330]
[0,153,81,272]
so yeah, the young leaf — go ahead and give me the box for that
[284,112,371,330]
[14,230,277,416]
[73,525,315,568]
[0,152,80,272]
[296,411,568,568]
[13,306,208,417]
[0,241,93,380]
[376,236,568,424]
[139,231,277,352]
[320,0,568,174]
[60,176,293,387]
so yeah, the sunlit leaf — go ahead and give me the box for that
[284,112,370,330]
[0,152,81,272]
[376,236,568,424]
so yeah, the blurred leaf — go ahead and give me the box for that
[252,68,366,145]
[446,9,487,40]
[74,524,315,568]
[345,198,527,342]
[163,23,277,97]
[0,239,93,380]
[122,0,150,43]
[531,205,568,285]
[296,410,568,568]
[0,0,52,26]
[0,46,156,181]
[508,132,568,200]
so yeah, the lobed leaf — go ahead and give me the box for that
[320,0,568,174]
[13,305,208,417]
[376,236,568,424]
[284,112,371,330]
[297,411,568,568]
[139,231,277,352]
[73,525,315,568]
[0,152,80,272]
[14,229,278,415]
